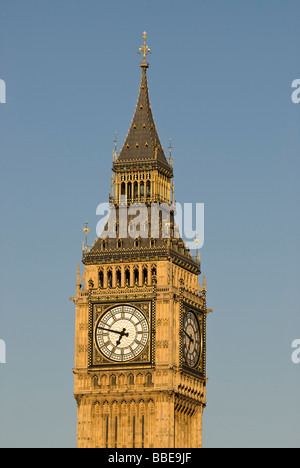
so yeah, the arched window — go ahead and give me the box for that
[136,374,143,385]
[143,267,148,285]
[111,375,116,386]
[133,181,138,200]
[128,182,132,201]
[101,375,108,387]
[116,269,121,287]
[146,373,153,385]
[140,181,144,198]
[93,376,99,387]
[125,268,130,286]
[134,268,139,285]
[107,270,113,288]
[119,374,125,386]
[99,269,104,288]
[128,374,134,385]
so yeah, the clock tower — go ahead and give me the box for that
[71,32,211,449]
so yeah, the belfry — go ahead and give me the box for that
[71,32,210,449]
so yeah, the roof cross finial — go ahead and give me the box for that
[138,31,151,65]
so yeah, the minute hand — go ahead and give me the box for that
[98,327,129,337]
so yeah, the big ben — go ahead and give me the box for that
[71,32,211,449]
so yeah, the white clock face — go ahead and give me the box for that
[95,305,149,362]
[183,311,201,368]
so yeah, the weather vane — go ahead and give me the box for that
[138,31,151,64]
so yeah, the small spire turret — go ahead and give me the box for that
[83,221,90,252]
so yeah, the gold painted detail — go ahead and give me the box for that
[83,220,90,252]
[138,31,151,65]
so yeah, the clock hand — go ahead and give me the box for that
[98,326,129,338]
[183,329,194,344]
[116,328,129,347]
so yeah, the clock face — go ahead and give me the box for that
[95,305,149,363]
[183,311,201,368]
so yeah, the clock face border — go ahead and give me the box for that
[181,304,205,377]
[183,310,202,369]
[89,299,154,369]
[94,305,150,363]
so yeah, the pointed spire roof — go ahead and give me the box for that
[114,32,173,174]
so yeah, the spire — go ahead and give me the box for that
[115,32,172,173]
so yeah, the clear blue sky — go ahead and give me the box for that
[0,0,299,448]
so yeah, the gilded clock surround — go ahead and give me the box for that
[94,305,150,363]
[90,299,154,369]
[181,306,205,377]
[71,32,211,449]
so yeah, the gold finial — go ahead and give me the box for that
[138,31,151,65]
[203,275,206,292]
[194,233,200,248]
[194,233,201,262]
[169,138,173,167]
[83,220,90,251]
[113,132,117,162]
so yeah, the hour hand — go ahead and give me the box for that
[183,329,194,343]
[116,328,129,346]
